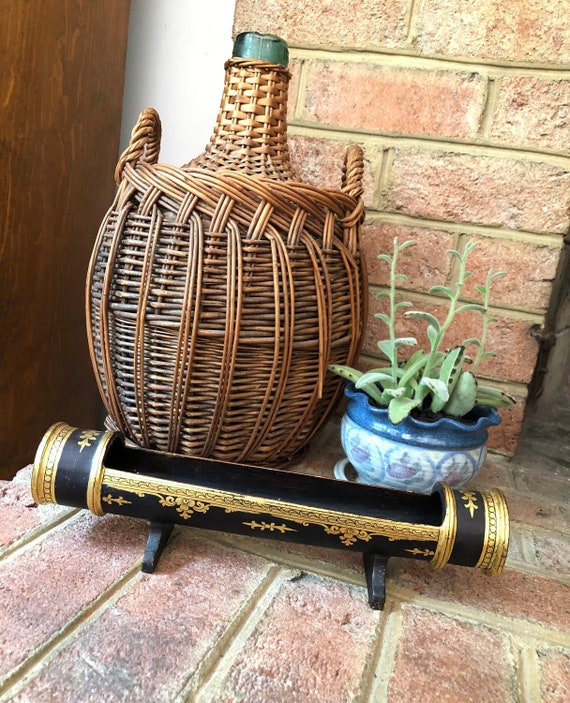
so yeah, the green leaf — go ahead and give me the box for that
[432,346,464,411]
[359,383,386,406]
[367,366,394,374]
[444,371,477,416]
[394,274,408,281]
[394,301,412,310]
[420,377,450,402]
[397,240,416,252]
[427,324,438,347]
[429,285,454,299]
[374,313,391,326]
[447,248,462,261]
[388,396,422,424]
[393,337,417,348]
[475,284,487,296]
[456,303,485,314]
[399,353,430,386]
[477,385,515,408]
[384,387,406,399]
[355,371,396,390]
[403,350,426,368]
[463,338,481,348]
[378,339,395,360]
[375,290,390,300]
[404,311,441,332]
[328,365,362,383]
[439,346,465,387]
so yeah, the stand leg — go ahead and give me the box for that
[142,522,174,573]
[364,553,389,610]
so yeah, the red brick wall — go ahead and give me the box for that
[233,1,570,453]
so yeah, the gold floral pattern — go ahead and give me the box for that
[78,430,100,453]
[460,490,479,518]
[103,468,439,548]
[243,521,297,534]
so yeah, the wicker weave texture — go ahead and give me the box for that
[87,61,366,466]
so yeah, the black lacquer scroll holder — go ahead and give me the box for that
[31,423,510,609]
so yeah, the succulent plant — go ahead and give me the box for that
[330,238,515,424]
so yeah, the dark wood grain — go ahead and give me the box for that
[0,0,130,478]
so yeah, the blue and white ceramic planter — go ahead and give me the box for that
[335,383,501,494]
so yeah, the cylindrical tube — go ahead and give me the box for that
[32,423,509,576]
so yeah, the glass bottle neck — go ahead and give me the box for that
[187,58,297,181]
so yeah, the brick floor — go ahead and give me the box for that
[0,422,569,702]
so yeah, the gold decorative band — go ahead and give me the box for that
[476,488,510,576]
[86,430,118,517]
[31,423,75,505]
[102,468,441,548]
[431,482,457,570]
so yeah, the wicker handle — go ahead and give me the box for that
[341,144,364,199]
[114,108,162,184]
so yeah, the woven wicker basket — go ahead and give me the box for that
[86,53,366,466]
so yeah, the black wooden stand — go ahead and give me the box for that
[141,521,391,610]
[142,522,174,573]
[364,552,389,610]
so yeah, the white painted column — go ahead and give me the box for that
[120,0,236,165]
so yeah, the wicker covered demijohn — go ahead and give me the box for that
[86,32,367,466]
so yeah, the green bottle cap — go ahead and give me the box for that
[232,32,289,67]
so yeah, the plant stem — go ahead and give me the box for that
[388,244,399,384]
[471,270,493,374]
[422,249,470,383]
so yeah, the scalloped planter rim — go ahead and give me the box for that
[335,383,501,494]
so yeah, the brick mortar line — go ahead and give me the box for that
[515,522,570,544]
[368,283,545,323]
[373,147,394,211]
[405,0,422,46]
[288,46,570,78]
[516,642,543,703]
[0,509,81,566]
[183,566,299,703]
[478,76,501,140]
[193,529,368,589]
[0,561,144,701]
[364,210,565,248]
[292,58,310,121]
[196,512,569,584]
[192,527,570,610]
[356,601,403,703]
[503,551,570,588]
[288,123,570,168]
[385,582,570,647]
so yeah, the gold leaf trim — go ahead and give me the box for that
[476,488,510,576]
[244,521,297,534]
[431,482,457,570]
[406,547,435,558]
[31,423,75,505]
[102,494,132,507]
[86,431,119,517]
[78,430,100,453]
[460,490,479,518]
[102,469,439,548]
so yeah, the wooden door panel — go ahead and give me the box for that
[0,0,130,478]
